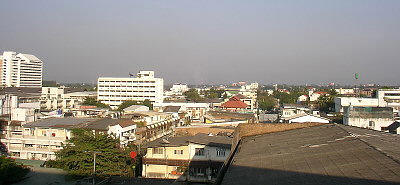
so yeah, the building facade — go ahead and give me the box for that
[97,71,163,109]
[343,106,395,132]
[0,51,43,87]
[142,134,231,182]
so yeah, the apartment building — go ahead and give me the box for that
[335,89,400,113]
[0,117,138,160]
[0,51,43,87]
[142,133,231,182]
[377,89,400,111]
[153,102,209,122]
[122,111,180,142]
[97,71,163,109]
[0,118,96,160]
[41,87,97,111]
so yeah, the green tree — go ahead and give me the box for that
[0,156,30,185]
[117,100,140,111]
[183,89,204,102]
[82,97,110,109]
[203,89,225,99]
[117,99,154,111]
[142,99,153,110]
[51,129,130,176]
[257,91,278,111]
[316,94,335,113]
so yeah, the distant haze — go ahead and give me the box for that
[0,0,399,85]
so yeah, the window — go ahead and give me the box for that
[174,150,183,155]
[369,121,375,128]
[195,148,205,156]
[190,167,206,177]
[153,148,163,154]
[217,148,226,157]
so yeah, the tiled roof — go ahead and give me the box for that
[221,100,248,109]
[218,124,400,185]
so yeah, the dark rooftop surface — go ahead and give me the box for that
[24,118,98,128]
[163,106,181,113]
[220,124,400,185]
[347,107,394,119]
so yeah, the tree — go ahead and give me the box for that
[272,91,303,104]
[50,129,131,177]
[82,97,110,109]
[316,94,335,113]
[183,89,204,102]
[257,91,278,111]
[203,89,225,99]
[117,100,140,111]
[142,99,153,110]
[0,156,30,185]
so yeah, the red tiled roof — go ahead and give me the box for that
[221,100,248,109]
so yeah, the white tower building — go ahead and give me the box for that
[97,71,164,109]
[0,51,43,87]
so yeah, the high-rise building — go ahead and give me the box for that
[0,51,43,87]
[97,71,163,109]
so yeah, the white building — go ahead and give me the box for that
[0,51,43,87]
[153,102,209,121]
[335,89,400,113]
[97,71,163,109]
[377,89,400,111]
[334,97,379,113]
[343,106,396,132]
[41,87,97,111]
[335,88,355,95]
[170,84,189,95]
[288,114,330,123]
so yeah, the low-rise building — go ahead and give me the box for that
[287,114,330,123]
[280,104,311,122]
[142,133,231,182]
[334,97,378,113]
[343,106,395,132]
[153,102,209,122]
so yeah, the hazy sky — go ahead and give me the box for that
[0,0,399,85]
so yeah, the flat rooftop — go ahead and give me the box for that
[219,124,400,185]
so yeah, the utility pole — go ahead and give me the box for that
[92,151,101,185]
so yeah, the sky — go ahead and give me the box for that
[0,0,399,85]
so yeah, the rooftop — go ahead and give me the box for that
[144,133,232,149]
[24,118,98,128]
[219,124,400,185]
[347,107,394,119]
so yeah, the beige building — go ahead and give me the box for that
[0,117,138,160]
[142,134,231,183]
[0,118,96,160]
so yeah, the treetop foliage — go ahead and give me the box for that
[82,97,110,109]
[50,129,136,177]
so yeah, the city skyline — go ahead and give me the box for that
[1,0,400,85]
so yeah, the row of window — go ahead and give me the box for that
[152,148,226,157]
[99,95,156,98]
[98,85,156,88]
[99,80,156,83]
[99,90,156,93]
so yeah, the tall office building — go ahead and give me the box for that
[0,51,43,87]
[97,71,164,109]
